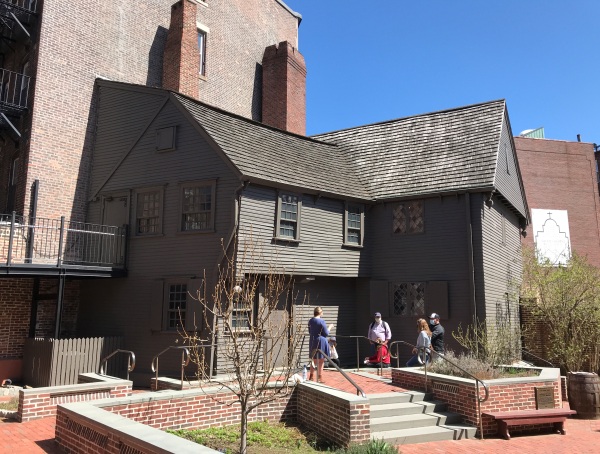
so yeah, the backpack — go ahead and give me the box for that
[369,321,391,340]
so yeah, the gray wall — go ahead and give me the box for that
[81,86,240,384]
[237,185,370,277]
[479,195,523,328]
[365,195,474,361]
[494,113,528,218]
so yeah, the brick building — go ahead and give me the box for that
[515,136,600,268]
[0,0,304,382]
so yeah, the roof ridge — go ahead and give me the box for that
[312,99,506,137]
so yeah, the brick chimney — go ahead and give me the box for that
[162,0,199,98]
[262,41,307,135]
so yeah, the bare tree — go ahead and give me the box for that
[180,236,308,454]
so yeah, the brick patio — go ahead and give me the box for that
[1,369,599,453]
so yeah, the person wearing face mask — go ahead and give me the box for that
[429,313,445,356]
[367,312,392,354]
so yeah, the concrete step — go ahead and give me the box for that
[368,391,432,406]
[371,423,477,446]
[370,411,462,432]
[370,400,447,418]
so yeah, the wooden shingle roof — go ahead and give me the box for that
[313,100,506,201]
[174,94,371,200]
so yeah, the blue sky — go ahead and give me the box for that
[283,0,599,144]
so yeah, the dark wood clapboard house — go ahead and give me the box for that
[80,79,528,384]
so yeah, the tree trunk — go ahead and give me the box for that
[240,404,248,454]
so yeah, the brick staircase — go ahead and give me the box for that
[369,391,477,445]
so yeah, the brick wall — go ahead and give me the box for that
[262,40,307,135]
[0,278,79,363]
[21,0,299,222]
[55,382,370,452]
[392,368,561,437]
[162,0,200,98]
[515,137,600,268]
[297,385,370,446]
[0,278,32,359]
[18,379,132,422]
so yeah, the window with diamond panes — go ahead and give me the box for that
[346,204,362,245]
[392,282,425,316]
[167,283,187,330]
[182,184,213,231]
[393,200,424,234]
[279,194,299,239]
[136,190,161,234]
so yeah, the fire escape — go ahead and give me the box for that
[0,0,36,140]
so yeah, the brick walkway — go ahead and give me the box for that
[1,370,599,453]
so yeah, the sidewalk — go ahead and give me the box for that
[1,369,599,453]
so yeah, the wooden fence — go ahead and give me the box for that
[23,337,123,387]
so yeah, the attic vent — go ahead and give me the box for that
[156,126,176,152]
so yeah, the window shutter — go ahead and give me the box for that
[149,280,164,332]
[425,281,448,320]
[186,278,203,332]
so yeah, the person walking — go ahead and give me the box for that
[308,306,334,382]
[429,312,445,356]
[406,318,432,367]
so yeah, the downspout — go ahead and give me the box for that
[465,193,477,320]
[208,180,248,378]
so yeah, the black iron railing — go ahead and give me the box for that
[1,212,127,268]
[0,68,30,110]
[0,0,38,14]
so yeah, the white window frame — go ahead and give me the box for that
[179,180,216,233]
[344,202,364,247]
[230,290,253,332]
[197,23,209,77]
[164,281,187,331]
[275,192,301,241]
[133,186,164,236]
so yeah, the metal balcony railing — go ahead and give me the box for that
[0,68,30,111]
[0,0,38,15]
[1,212,127,268]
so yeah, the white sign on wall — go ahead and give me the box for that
[531,209,571,265]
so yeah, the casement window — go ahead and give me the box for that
[393,200,424,234]
[165,283,187,330]
[344,203,364,246]
[198,29,207,76]
[391,282,425,316]
[389,281,448,319]
[231,291,252,331]
[180,181,216,232]
[276,193,301,240]
[135,188,163,235]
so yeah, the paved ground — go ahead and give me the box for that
[1,369,599,453]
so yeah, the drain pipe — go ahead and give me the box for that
[208,180,248,378]
[465,193,477,321]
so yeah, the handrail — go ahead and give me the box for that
[521,348,555,368]
[311,348,366,398]
[151,346,190,389]
[327,334,376,371]
[99,349,136,380]
[389,340,489,440]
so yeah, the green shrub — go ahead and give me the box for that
[335,438,398,454]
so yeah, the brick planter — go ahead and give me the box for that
[392,366,562,437]
[55,381,370,453]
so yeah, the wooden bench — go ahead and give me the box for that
[482,408,577,440]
